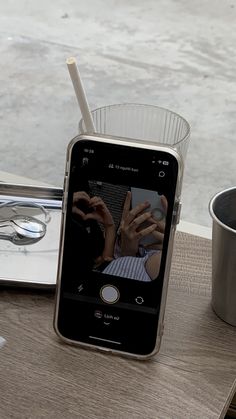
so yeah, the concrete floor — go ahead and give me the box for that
[0,0,236,227]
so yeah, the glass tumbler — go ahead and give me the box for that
[78,103,190,161]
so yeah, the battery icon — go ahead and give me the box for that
[163,161,169,166]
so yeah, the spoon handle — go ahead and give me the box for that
[0,231,14,241]
[0,220,12,228]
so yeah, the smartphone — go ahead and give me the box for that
[54,133,183,359]
[131,187,165,246]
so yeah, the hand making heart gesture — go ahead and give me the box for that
[72,191,114,228]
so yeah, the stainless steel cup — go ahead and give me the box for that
[209,187,236,326]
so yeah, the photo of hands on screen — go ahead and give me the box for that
[71,183,168,282]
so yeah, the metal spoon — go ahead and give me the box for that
[0,215,46,245]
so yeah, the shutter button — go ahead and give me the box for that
[100,285,120,304]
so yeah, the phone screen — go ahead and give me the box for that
[56,139,179,356]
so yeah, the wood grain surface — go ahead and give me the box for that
[0,232,236,419]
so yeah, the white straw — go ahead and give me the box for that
[66,57,95,133]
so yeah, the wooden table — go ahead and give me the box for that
[0,232,236,419]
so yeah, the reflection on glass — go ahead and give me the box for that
[72,183,167,282]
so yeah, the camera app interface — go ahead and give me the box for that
[58,140,178,354]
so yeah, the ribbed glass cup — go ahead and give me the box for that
[79,103,190,161]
